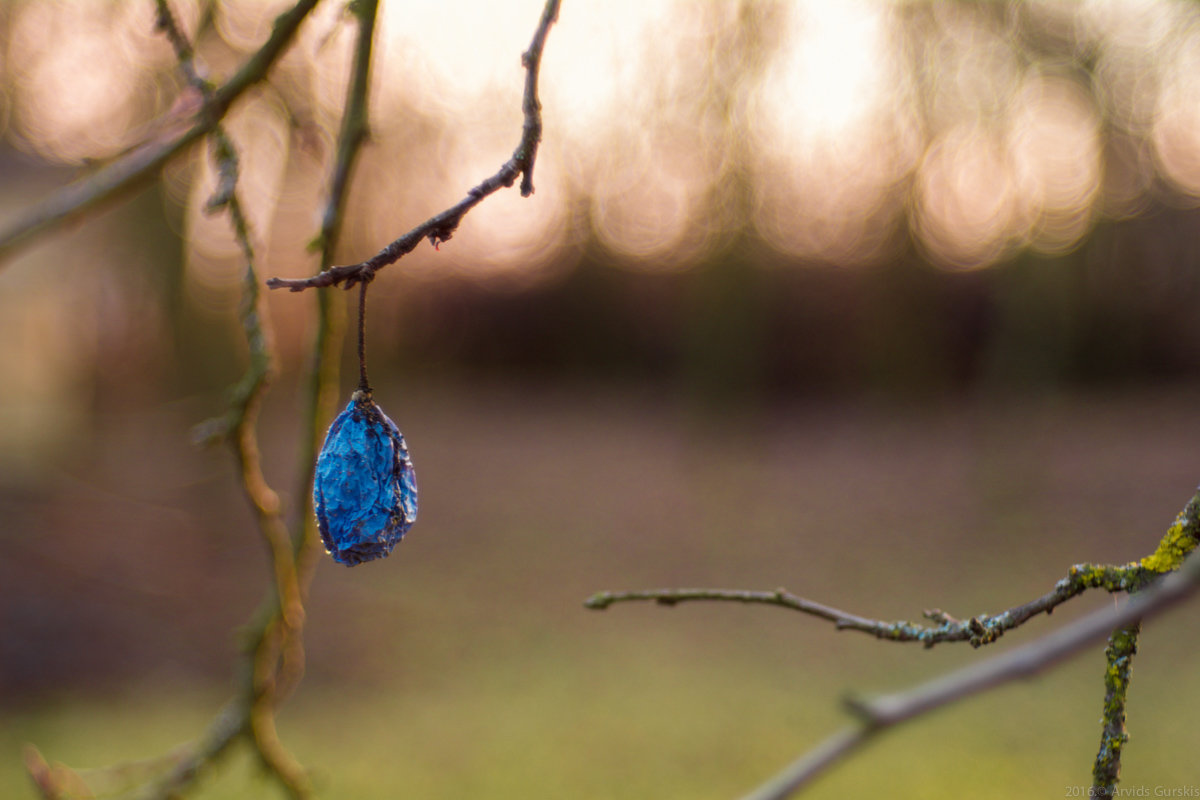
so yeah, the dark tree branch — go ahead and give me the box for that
[585,561,1148,649]
[593,492,1200,799]
[0,0,320,266]
[265,0,563,292]
[1092,623,1140,795]
[517,0,558,197]
[740,547,1200,800]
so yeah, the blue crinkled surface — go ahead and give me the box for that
[314,391,418,566]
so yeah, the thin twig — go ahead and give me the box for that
[1092,622,1140,795]
[0,0,320,266]
[156,5,312,798]
[265,0,563,292]
[216,172,311,800]
[292,0,380,591]
[517,0,558,197]
[740,547,1200,800]
[246,619,311,800]
[733,492,1200,799]
[357,277,371,391]
[585,561,1148,649]
[131,701,246,800]
[312,0,377,255]
[158,0,304,637]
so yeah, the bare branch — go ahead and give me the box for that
[265,0,563,292]
[313,0,377,256]
[1092,623,1139,794]
[0,0,321,266]
[156,0,304,646]
[157,6,312,799]
[592,491,1200,798]
[585,560,1148,648]
[740,549,1200,800]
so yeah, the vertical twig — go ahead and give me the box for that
[293,0,380,590]
[356,277,371,392]
[156,3,312,798]
[1091,622,1141,797]
[516,0,560,197]
[156,0,304,654]
[738,549,1200,800]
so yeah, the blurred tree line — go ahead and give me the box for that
[386,207,1200,398]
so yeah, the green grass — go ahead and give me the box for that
[4,383,1200,798]
[6,634,1200,800]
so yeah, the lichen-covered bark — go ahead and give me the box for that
[1091,622,1140,797]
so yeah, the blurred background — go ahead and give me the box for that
[2,0,1200,797]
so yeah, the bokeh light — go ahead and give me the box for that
[750,1,917,266]
[8,1,1200,285]
[185,94,292,314]
[1008,73,1103,253]
[1152,29,1200,198]
[914,123,1018,268]
[6,1,192,163]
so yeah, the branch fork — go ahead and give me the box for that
[266,0,561,294]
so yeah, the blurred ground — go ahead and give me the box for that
[3,377,1199,798]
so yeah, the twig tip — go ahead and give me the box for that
[583,593,611,610]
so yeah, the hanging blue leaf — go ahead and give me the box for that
[314,391,418,566]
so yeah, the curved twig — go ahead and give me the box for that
[594,491,1200,800]
[740,547,1200,800]
[585,561,1148,649]
[265,0,563,292]
[157,3,311,797]
[0,0,320,266]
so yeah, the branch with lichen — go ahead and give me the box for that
[591,490,1200,800]
[264,0,562,293]
[586,560,1148,648]
[0,0,320,267]
[1092,622,1139,796]
[737,498,1200,800]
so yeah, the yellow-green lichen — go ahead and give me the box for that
[1067,562,1142,592]
[1092,623,1139,793]
[1139,514,1199,574]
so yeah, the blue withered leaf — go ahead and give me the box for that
[314,390,418,566]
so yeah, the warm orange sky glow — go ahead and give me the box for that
[7,0,1200,287]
